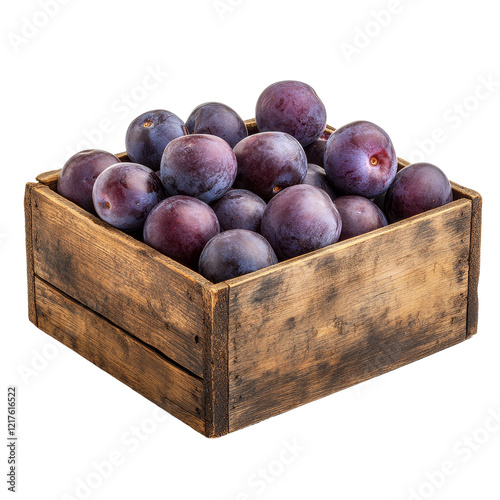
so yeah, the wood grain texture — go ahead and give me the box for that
[36,170,60,190]
[24,183,38,326]
[116,152,130,162]
[31,183,209,377]
[450,182,482,337]
[383,157,481,338]
[244,119,259,135]
[203,284,229,438]
[35,277,205,434]
[227,199,472,432]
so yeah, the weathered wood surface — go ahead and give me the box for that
[35,277,205,433]
[36,170,60,191]
[226,198,472,432]
[383,157,481,338]
[203,284,229,438]
[31,183,209,377]
[24,183,38,325]
[449,182,482,337]
[28,135,481,437]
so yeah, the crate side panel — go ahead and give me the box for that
[450,182,482,337]
[35,277,205,434]
[31,184,205,377]
[466,192,481,336]
[228,200,472,432]
[25,183,38,325]
[203,285,230,438]
[36,170,60,190]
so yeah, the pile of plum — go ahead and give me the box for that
[57,81,453,283]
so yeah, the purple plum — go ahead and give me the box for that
[385,162,453,222]
[334,195,387,240]
[126,110,187,170]
[186,102,248,148]
[256,80,327,146]
[303,139,327,168]
[143,196,220,268]
[302,163,337,201]
[261,184,342,260]
[57,150,120,213]
[233,131,308,201]
[161,134,237,203]
[211,189,266,232]
[92,163,165,232]
[324,121,398,198]
[199,229,278,283]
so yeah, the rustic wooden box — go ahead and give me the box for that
[25,121,481,437]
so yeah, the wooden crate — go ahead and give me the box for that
[24,121,482,437]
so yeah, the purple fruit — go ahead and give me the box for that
[126,110,187,170]
[302,164,337,201]
[211,189,266,232]
[199,229,278,282]
[233,131,307,201]
[324,121,398,198]
[261,184,342,260]
[143,196,220,268]
[256,80,327,146]
[161,134,237,203]
[92,163,165,232]
[57,150,120,213]
[186,102,248,148]
[334,195,387,241]
[372,191,387,212]
[385,163,453,222]
[303,139,327,168]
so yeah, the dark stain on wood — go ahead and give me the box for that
[30,184,207,377]
[227,198,473,432]
[35,277,205,434]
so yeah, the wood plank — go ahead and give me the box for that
[35,277,205,434]
[36,170,60,190]
[31,183,209,377]
[24,183,38,326]
[450,182,482,337]
[244,119,259,135]
[227,199,472,432]
[203,284,229,438]
[374,156,481,338]
[116,152,130,162]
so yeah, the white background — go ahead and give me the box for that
[1,1,499,499]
